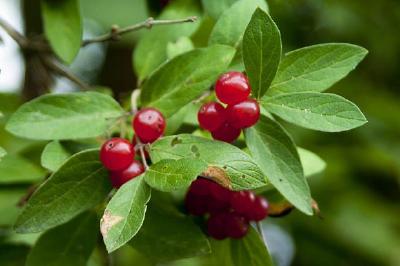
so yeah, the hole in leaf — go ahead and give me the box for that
[171,137,182,147]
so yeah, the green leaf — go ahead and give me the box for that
[166,37,194,59]
[263,92,367,132]
[201,0,238,19]
[15,149,111,233]
[298,147,326,177]
[26,211,98,266]
[0,146,6,161]
[208,0,268,48]
[267,43,368,95]
[101,175,151,253]
[140,45,235,118]
[6,92,123,140]
[0,154,45,184]
[41,0,82,63]
[130,193,210,262]
[204,228,273,266]
[133,0,201,81]
[244,115,312,215]
[150,134,267,190]
[243,8,281,99]
[41,141,71,172]
[144,158,207,192]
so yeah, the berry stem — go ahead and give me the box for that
[135,135,149,170]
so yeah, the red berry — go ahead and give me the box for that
[215,72,251,105]
[109,160,145,188]
[211,123,241,143]
[248,196,269,221]
[207,181,232,213]
[185,193,209,216]
[226,99,260,129]
[230,191,256,218]
[225,213,249,239]
[133,108,166,143]
[207,212,229,240]
[198,102,226,131]
[100,138,134,171]
[188,178,212,197]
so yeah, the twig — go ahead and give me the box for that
[41,55,90,90]
[82,16,197,46]
[135,135,149,170]
[0,17,28,48]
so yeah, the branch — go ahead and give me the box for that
[82,16,197,46]
[0,17,28,48]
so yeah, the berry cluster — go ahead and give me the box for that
[198,72,260,143]
[185,178,269,240]
[100,108,166,188]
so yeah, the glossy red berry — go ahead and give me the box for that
[207,212,229,240]
[248,196,269,221]
[109,160,145,188]
[215,72,251,105]
[198,102,226,131]
[211,123,241,143]
[230,190,256,218]
[185,192,209,216]
[226,99,260,129]
[225,213,249,239]
[100,138,134,171]
[188,178,212,197]
[133,108,166,143]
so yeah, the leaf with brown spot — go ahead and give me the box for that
[202,166,232,189]
[100,211,124,238]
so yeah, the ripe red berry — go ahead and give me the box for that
[248,196,269,221]
[215,72,251,105]
[230,190,256,218]
[211,123,241,143]
[226,99,260,129]
[198,102,226,131]
[133,108,166,143]
[207,181,232,213]
[185,192,209,216]
[207,212,229,240]
[225,213,249,239]
[109,160,145,188]
[100,138,134,171]
[188,178,212,197]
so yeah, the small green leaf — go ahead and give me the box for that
[263,92,367,132]
[15,149,111,233]
[298,147,326,177]
[144,158,207,192]
[26,211,98,266]
[130,193,211,262]
[41,0,82,63]
[140,45,235,118]
[243,8,281,99]
[0,154,45,184]
[208,0,268,48]
[166,37,194,59]
[101,175,151,253]
[268,43,368,95]
[41,141,71,172]
[133,0,201,81]
[6,92,123,140]
[150,134,267,190]
[201,0,238,19]
[245,115,312,215]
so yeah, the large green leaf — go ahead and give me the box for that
[208,0,268,48]
[144,158,207,192]
[6,92,123,140]
[41,141,71,172]
[133,0,201,81]
[41,0,82,64]
[245,115,312,215]
[150,134,267,190]
[267,43,368,95]
[201,0,238,19]
[15,149,111,233]
[130,193,210,262]
[26,211,98,266]
[263,92,367,132]
[101,175,151,253]
[0,154,45,184]
[298,147,326,177]
[140,45,235,118]
[243,8,281,99]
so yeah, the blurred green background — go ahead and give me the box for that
[0,0,399,265]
